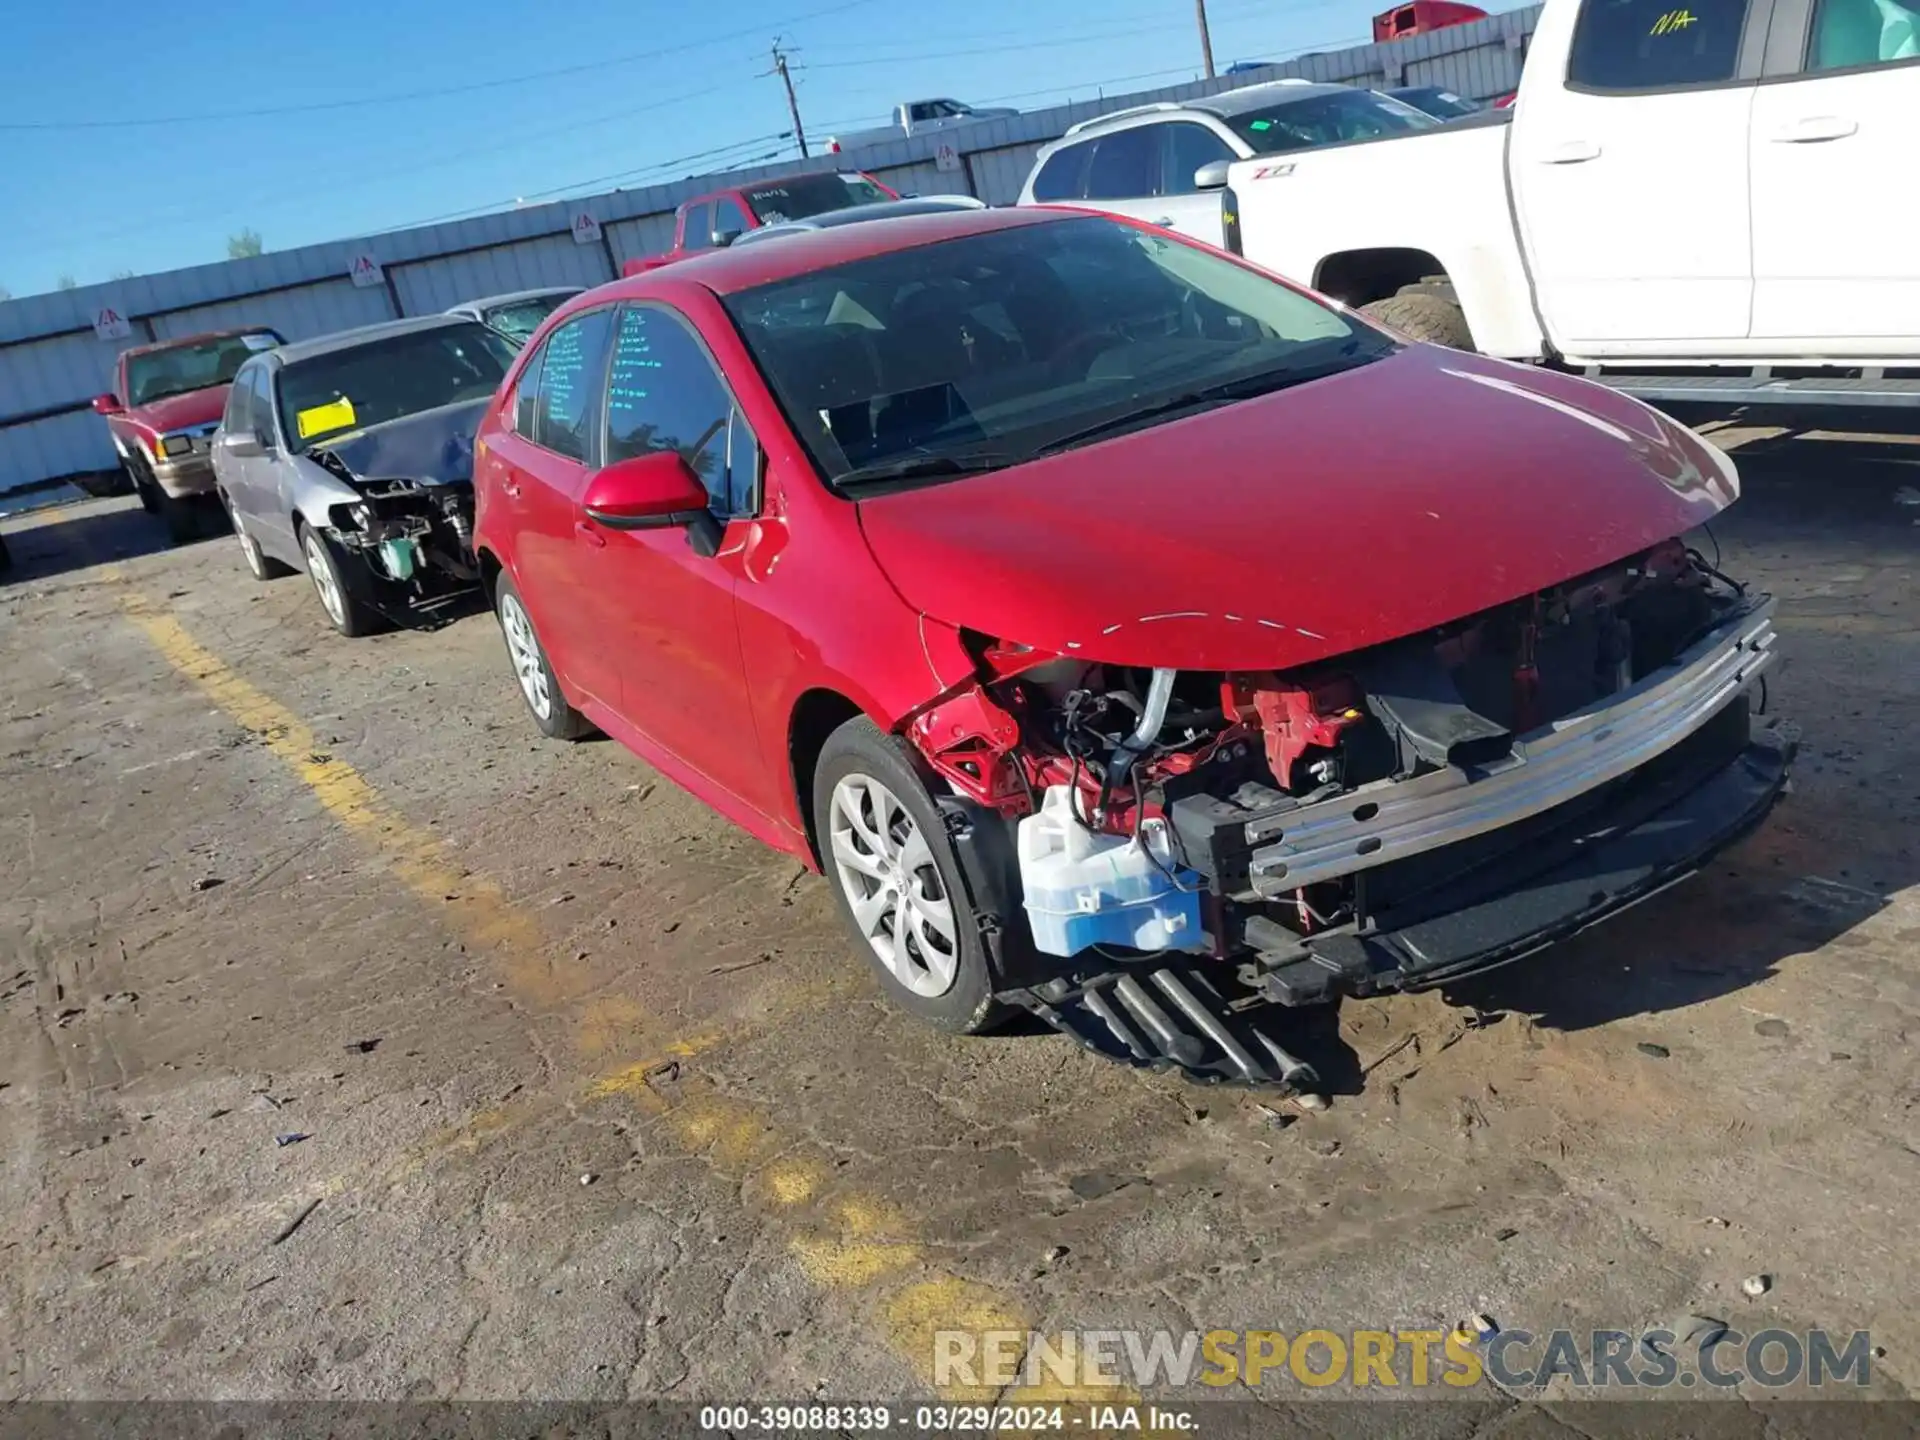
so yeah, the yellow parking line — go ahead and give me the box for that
[112,576,1134,1411]
[116,583,597,1008]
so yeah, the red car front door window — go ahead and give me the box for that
[489,307,622,707]
[588,303,775,818]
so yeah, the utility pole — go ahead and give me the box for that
[1195,0,1216,77]
[769,41,810,158]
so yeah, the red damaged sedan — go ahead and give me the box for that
[471,208,1790,1088]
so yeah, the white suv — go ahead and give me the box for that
[1017,80,1439,249]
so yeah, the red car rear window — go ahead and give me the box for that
[741,174,888,224]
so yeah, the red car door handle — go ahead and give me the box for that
[575,519,606,547]
[501,480,521,498]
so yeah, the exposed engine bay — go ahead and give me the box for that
[309,431,480,612]
[906,538,1793,1088]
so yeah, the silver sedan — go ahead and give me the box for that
[211,315,516,636]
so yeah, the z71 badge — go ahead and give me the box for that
[1252,162,1297,180]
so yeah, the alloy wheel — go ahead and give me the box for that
[304,532,345,628]
[827,774,959,998]
[498,592,553,721]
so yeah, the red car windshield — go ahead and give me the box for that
[723,215,1390,486]
[125,332,280,407]
[742,174,889,225]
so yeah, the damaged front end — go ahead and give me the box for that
[307,417,481,616]
[906,539,1794,1089]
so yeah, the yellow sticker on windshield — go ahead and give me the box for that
[296,396,356,439]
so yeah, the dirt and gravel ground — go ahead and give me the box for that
[1,418,1917,1433]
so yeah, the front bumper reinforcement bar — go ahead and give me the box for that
[1246,599,1778,897]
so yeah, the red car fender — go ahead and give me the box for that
[904,684,1025,810]
[729,502,983,856]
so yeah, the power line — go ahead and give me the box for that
[8,0,1325,136]
[352,20,1367,236]
[314,18,1376,234]
[10,78,783,258]
[521,23,1366,205]
[0,0,883,132]
[10,12,1381,272]
[800,22,1219,69]
[801,0,1328,57]
[800,5,1371,127]
[980,31,1370,97]
[808,32,1372,133]
[15,121,796,264]
[371,134,800,235]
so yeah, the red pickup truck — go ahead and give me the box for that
[1371,0,1488,39]
[621,171,898,276]
[92,327,282,541]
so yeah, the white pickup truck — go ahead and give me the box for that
[826,98,1019,154]
[1198,0,1920,410]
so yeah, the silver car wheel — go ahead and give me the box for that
[498,591,553,721]
[828,774,958,998]
[304,532,346,628]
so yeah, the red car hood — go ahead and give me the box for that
[855,345,1738,672]
[123,386,230,435]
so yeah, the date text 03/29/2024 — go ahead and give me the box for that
[697,1404,1197,1432]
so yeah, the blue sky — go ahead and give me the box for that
[0,0,1423,298]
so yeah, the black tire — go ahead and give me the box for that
[297,522,386,638]
[812,716,1009,1034]
[493,571,593,740]
[128,456,162,515]
[224,493,293,580]
[160,492,201,546]
[1360,289,1474,350]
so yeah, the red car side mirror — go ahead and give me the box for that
[92,392,123,415]
[581,452,711,531]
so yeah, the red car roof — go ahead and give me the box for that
[604,205,1060,299]
[118,325,276,360]
[676,169,891,210]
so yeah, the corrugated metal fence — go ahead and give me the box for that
[0,6,1538,495]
